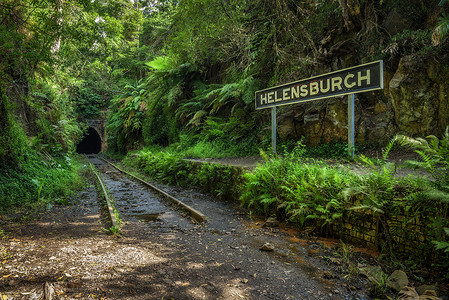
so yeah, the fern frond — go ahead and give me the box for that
[357,154,376,168]
[437,13,449,38]
[415,189,449,203]
[186,110,207,127]
[348,205,385,215]
[382,138,395,160]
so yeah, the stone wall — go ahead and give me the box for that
[86,110,108,152]
[331,208,445,264]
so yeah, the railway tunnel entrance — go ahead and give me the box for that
[76,127,102,154]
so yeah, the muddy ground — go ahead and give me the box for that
[0,155,445,299]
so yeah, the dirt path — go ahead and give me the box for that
[0,158,375,299]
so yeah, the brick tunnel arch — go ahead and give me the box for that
[76,126,102,154]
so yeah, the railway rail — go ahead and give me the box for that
[96,156,206,223]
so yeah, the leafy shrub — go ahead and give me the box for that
[125,149,193,186]
[107,81,148,154]
[240,148,356,230]
[0,152,83,211]
[396,127,449,190]
[0,84,84,211]
[72,81,106,119]
[383,29,433,58]
[189,162,239,200]
[123,149,243,201]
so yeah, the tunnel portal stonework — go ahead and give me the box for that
[86,118,107,152]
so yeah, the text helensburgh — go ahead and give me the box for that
[255,61,383,110]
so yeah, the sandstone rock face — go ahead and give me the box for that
[389,56,443,136]
[275,56,449,146]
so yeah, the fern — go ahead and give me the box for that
[433,228,449,253]
[436,13,449,39]
[146,56,174,71]
[382,138,395,160]
[395,127,449,188]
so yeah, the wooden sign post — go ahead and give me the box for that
[255,61,384,157]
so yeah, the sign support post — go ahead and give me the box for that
[348,94,355,159]
[255,60,383,159]
[271,107,277,155]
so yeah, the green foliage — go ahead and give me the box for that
[123,149,240,201]
[0,0,60,79]
[189,163,238,200]
[279,139,353,160]
[71,81,106,119]
[305,1,341,45]
[142,100,173,147]
[125,149,193,186]
[1,76,83,212]
[436,13,449,39]
[303,142,350,159]
[0,87,29,164]
[165,0,247,66]
[343,138,399,214]
[139,61,197,150]
[107,81,147,154]
[0,150,84,211]
[146,56,174,71]
[433,228,449,253]
[239,137,448,268]
[383,29,434,58]
[394,129,449,268]
[434,0,449,43]
[395,127,449,190]
[240,147,356,229]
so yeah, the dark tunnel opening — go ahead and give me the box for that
[76,127,102,154]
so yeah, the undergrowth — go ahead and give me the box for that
[123,149,240,201]
[240,137,449,272]
[0,152,84,213]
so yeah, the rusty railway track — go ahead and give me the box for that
[94,156,206,223]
